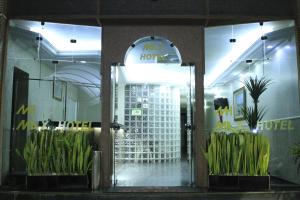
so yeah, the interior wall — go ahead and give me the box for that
[66,83,79,121]
[77,91,101,122]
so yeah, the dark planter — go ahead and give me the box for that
[26,174,90,190]
[209,175,270,191]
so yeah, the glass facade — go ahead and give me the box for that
[204,20,300,186]
[111,60,195,186]
[2,20,101,185]
[1,18,300,190]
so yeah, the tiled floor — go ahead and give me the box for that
[114,160,192,186]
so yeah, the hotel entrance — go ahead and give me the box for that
[111,36,195,186]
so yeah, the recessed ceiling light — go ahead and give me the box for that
[267,45,273,49]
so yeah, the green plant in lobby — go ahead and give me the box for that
[203,131,270,176]
[242,76,271,130]
[16,129,93,175]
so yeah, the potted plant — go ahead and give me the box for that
[242,76,271,131]
[203,131,270,190]
[16,129,93,190]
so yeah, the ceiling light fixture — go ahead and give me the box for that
[204,25,273,87]
[205,23,274,87]
[261,36,268,40]
[229,25,236,43]
[30,26,101,52]
[246,59,253,64]
[260,22,267,75]
[36,36,43,41]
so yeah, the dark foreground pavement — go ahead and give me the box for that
[0,190,300,200]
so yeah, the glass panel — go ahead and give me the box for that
[112,63,194,186]
[204,20,300,188]
[4,19,101,188]
[124,36,182,65]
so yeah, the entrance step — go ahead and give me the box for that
[1,190,300,200]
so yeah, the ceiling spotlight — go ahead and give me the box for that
[261,36,268,40]
[267,45,273,49]
[80,61,87,64]
[229,38,236,43]
[246,59,252,64]
[70,39,77,43]
[36,36,43,41]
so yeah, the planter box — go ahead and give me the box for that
[26,174,90,190]
[209,175,270,191]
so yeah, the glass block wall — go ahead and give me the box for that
[115,84,181,163]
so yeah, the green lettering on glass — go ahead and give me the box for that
[258,120,294,131]
[280,120,288,130]
[143,43,163,51]
[16,120,37,130]
[288,121,294,130]
[16,105,36,115]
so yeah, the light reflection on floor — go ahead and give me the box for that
[113,160,191,186]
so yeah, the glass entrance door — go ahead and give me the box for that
[111,64,195,187]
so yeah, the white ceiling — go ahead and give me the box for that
[204,20,294,87]
[10,20,101,54]
[10,19,294,92]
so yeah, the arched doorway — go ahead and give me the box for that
[111,36,195,187]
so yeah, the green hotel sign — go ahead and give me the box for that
[124,36,182,65]
[15,105,93,131]
[213,106,295,132]
[257,120,294,131]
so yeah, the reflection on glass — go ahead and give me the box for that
[4,20,101,185]
[112,63,194,186]
[204,20,300,186]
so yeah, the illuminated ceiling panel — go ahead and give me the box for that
[10,20,101,54]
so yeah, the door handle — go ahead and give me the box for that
[112,121,121,131]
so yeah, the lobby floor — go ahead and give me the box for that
[114,160,192,186]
